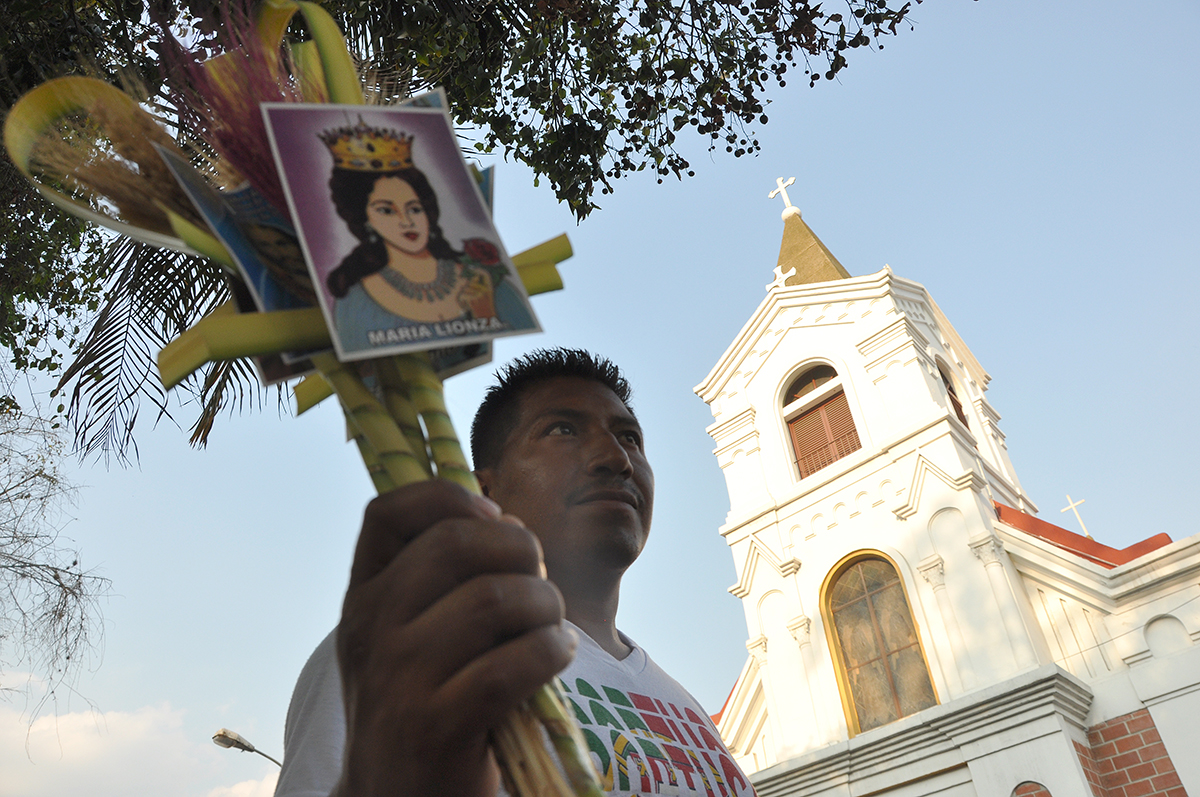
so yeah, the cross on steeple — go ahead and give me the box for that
[769,177,798,218]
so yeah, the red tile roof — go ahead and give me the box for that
[993,502,1172,569]
[710,682,735,726]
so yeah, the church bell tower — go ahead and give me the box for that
[695,188,1045,770]
[697,181,1200,797]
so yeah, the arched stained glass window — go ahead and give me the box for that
[827,556,937,733]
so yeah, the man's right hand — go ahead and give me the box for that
[335,480,577,797]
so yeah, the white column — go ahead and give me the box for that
[745,635,787,761]
[918,555,975,692]
[969,535,1038,669]
[786,615,828,747]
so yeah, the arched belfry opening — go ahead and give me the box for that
[782,364,861,479]
[936,361,970,429]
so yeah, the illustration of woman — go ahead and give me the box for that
[319,122,531,351]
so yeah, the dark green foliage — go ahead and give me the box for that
[0,159,105,377]
[0,0,163,390]
[333,0,917,216]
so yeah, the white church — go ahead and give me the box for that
[696,189,1199,797]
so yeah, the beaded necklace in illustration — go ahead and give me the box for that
[377,258,458,302]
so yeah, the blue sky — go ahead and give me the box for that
[3,1,1198,795]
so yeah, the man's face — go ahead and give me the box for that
[476,377,654,582]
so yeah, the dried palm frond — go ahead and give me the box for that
[26,102,202,237]
[160,1,311,215]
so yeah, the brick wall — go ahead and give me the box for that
[1074,710,1185,797]
[1013,782,1054,797]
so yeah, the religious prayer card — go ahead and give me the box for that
[156,146,312,317]
[156,145,317,384]
[262,101,540,363]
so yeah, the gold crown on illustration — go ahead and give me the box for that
[319,119,413,171]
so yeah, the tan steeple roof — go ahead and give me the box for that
[776,208,851,286]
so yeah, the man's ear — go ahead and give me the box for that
[474,468,493,498]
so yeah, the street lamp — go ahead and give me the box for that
[212,728,282,767]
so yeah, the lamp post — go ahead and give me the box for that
[212,728,282,767]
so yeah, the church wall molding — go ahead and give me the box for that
[892,453,989,521]
[717,654,764,750]
[1000,528,1200,608]
[787,615,812,647]
[969,534,1040,670]
[1108,587,1200,669]
[1000,529,1200,697]
[722,678,771,763]
[743,415,961,531]
[918,554,974,694]
[708,407,758,454]
[729,537,803,599]
[696,268,901,404]
[750,665,1094,797]
[720,419,1016,557]
[857,315,931,359]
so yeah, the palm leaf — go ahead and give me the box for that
[55,236,256,463]
[188,353,266,446]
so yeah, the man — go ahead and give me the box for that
[276,349,754,797]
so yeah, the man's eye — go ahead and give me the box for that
[621,430,642,447]
[547,422,575,436]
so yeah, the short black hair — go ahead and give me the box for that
[470,348,634,469]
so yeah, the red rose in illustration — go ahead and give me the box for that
[463,238,500,266]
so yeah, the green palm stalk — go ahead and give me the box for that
[374,358,433,478]
[394,353,478,491]
[311,352,429,488]
[348,418,400,494]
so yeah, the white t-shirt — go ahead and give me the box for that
[275,625,755,797]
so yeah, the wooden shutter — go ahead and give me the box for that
[789,391,862,478]
[939,368,969,428]
[948,392,969,428]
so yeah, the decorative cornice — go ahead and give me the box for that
[787,615,812,646]
[708,407,760,456]
[856,315,932,367]
[996,525,1200,607]
[892,454,989,520]
[694,268,896,402]
[925,295,990,390]
[918,555,946,588]
[750,665,1092,796]
[729,538,802,598]
[976,396,1002,426]
[969,534,1005,566]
